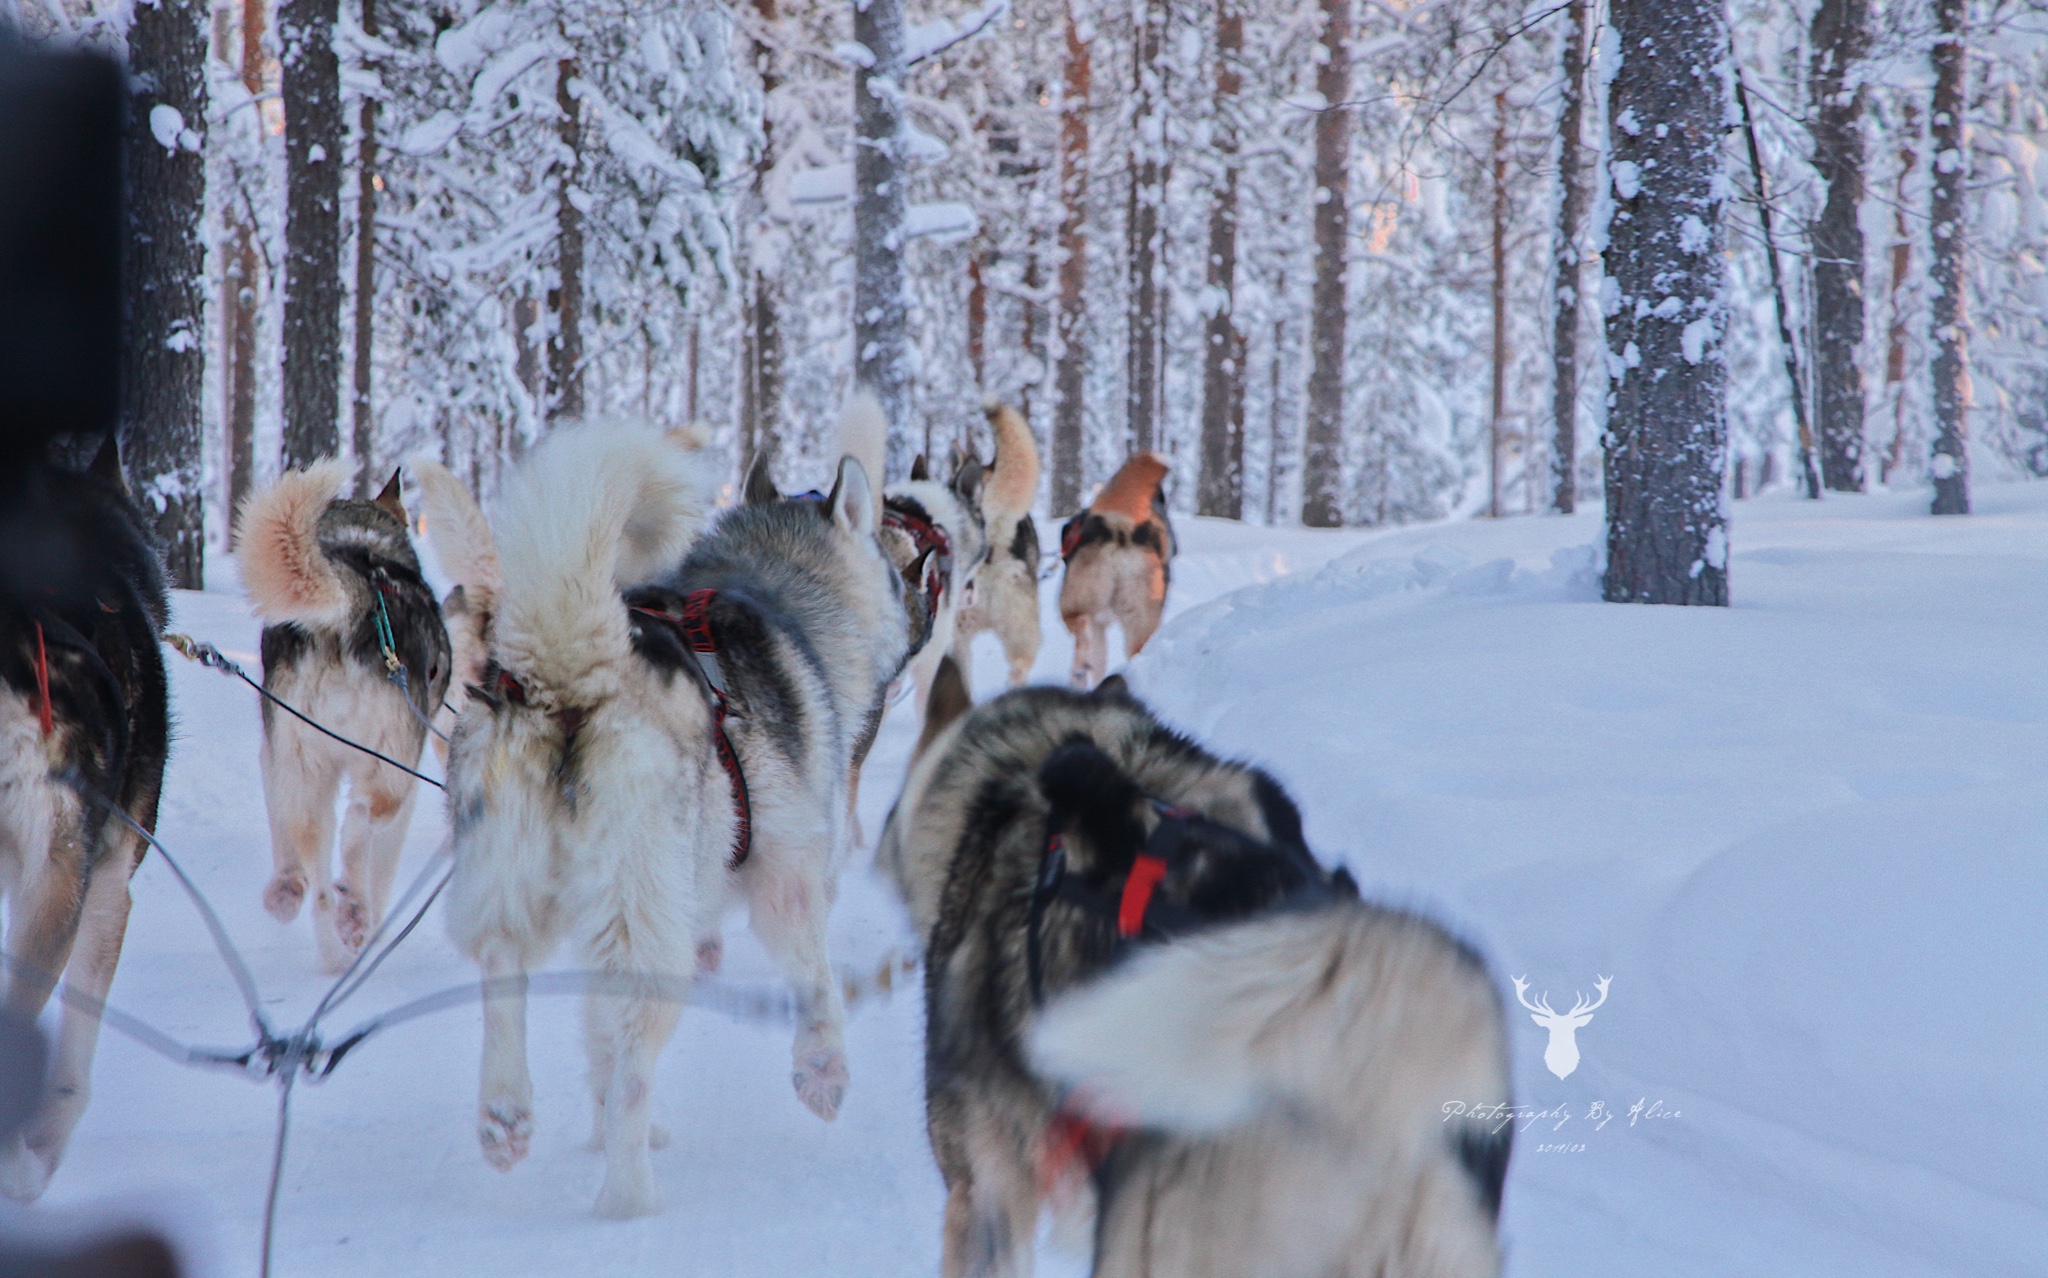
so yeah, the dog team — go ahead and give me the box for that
[1,403,1513,1275]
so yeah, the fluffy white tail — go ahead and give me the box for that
[234,460,354,628]
[839,391,889,491]
[413,460,502,611]
[1028,904,1508,1144]
[490,424,719,707]
[983,402,1039,516]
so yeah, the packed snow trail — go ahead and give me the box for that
[23,487,2044,1276]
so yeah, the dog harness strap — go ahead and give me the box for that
[1036,1108,1126,1195]
[635,593,751,870]
[883,504,953,612]
[1058,515,1084,562]
[32,618,52,737]
[1117,853,1169,939]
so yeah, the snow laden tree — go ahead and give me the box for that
[1550,0,1592,514]
[1602,0,1729,605]
[1051,0,1092,513]
[853,0,913,473]
[1300,0,1349,528]
[281,0,344,469]
[1928,0,1970,515]
[1809,0,1870,492]
[123,0,208,587]
[371,0,755,488]
[1195,0,1246,518]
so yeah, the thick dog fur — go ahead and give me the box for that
[953,403,1043,689]
[0,439,169,1202]
[236,465,452,972]
[885,456,989,719]
[445,414,906,1219]
[412,460,501,757]
[878,672,1510,1277]
[1058,453,1173,690]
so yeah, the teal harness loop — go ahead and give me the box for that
[371,578,402,675]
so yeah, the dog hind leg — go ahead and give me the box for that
[0,795,88,1202]
[334,776,417,957]
[1065,611,1106,691]
[589,989,682,1218]
[744,838,850,1121]
[260,731,338,940]
[476,940,536,1172]
[581,991,672,1154]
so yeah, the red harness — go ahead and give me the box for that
[1037,1106,1129,1195]
[630,590,752,870]
[489,589,753,870]
[883,503,953,620]
[31,618,52,737]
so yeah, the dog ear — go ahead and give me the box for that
[910,454,930,482]
[915,655,973,759]
[87,430,127,492]
[743,454,781,505]
[903,545,934,590]
[827,454,878,536]
[1093,674,1130,701]
[950,455,984,506]
[1038,738,1147,872]
[373,468,406,522]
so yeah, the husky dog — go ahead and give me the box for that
[411,460,503,761]
[953,403,1043,689]
[885,450,988,717]
[236,465,451,972]
[0,439,169,1202]
[879,667,1511,1277]
[445,410,907,1219]
[1057,453,1173,690]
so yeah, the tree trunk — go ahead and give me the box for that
[1928,0,1969,515]
[1489,90,1509,519]
[548,56,585,422]
[351,0,381,492]
[123,0,208,588]
[1881,102,1918,483]
[1051,0,1091,514]
[1125,0,1168,456]
[1601,0,1729,605]
[224,0,265,517]
[1019,247,1041,426]
[281,0,344,469]
[1550,0,1590,513]
[854,0,912,477]
[1737,69,1822,499]
[968,252,988,390]
[1809,0,1870,491]
[742,0,782,476]
[1196,0,1245,518]
[1300,0,1351,528]
[1267,318,1285,522]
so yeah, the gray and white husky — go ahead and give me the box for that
[444,406,907,1219]
[235,464,451,972]
[879,664,1513,1278]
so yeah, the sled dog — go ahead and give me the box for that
[953,403,1043,689]
[0,438,169,1201]
[444,410,907,1219]
[236,464,451,972]
[1057,453,1173,689]
[879,667,1512,1277]
[411,460,502,761]
[886,449,989,719]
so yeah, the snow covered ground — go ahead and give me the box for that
[20,484,2045,1276]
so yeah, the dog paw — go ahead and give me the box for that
[695,936,723,976]
[332,883,371,954]
[792,1049,848,1121]
[592,1173,662,1220]
[262,873,306,923]
[0,1136,51,1203]
[479,1101,532,1171]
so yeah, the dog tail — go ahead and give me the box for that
[839,389,890,492]
[234,459,354,628]
[413,460,502,612]
[1088,452,1169,523]
[982,402,1039,516]
[490,423,719,706]
[1028,903,1509,1158]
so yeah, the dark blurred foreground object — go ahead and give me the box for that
[0,1012,179,1277]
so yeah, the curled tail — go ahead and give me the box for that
[234,460,354,628]
[983,401,1039,516]
[1028,903,1509,1162]
[413,460,502,613]
[490,424,719,707]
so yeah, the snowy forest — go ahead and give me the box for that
[18,0,2048,582]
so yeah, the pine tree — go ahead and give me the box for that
[1809,0,1870,492]
[1601,0,1729,605]
[855,0,913,475]
[1051,0,1092,513]
[281,0,343,468]
[1125,0,1167,456]
[1928,0,1969,515]
[123,0,208,587]
[1196,0,1245,518]
[1549,0,1591,514]
[351,0,383,491]
[1300,0,1350,528]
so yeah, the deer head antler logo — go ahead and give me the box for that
[1512,975,1611,1079]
